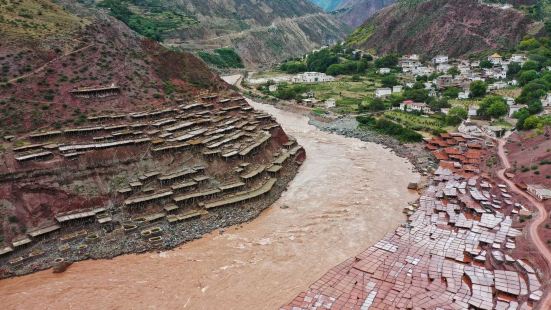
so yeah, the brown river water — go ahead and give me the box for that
[0,99,419,310]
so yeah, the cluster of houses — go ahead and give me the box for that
[373,52,549,119]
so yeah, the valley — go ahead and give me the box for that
[1,0,551,309]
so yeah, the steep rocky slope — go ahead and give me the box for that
[90,0,349,68]
[0,0,225,135]
[0,0,304,273]
[347,0,536,57]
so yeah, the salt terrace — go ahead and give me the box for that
[284,133,544,309]
[0,95,304,277]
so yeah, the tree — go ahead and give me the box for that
[507,62,521,77]
[443,87,460,98]
[523,115,541,130]
[514,108,530,130]
[427,97,450,112]
[307,49,338,72]
[365,98,386,111]
[528,100,543,115]
[480,60,493,69]
[469,81,487,98]
[381,74,398,87]
[522,61,540,71]
[518,70,539,86]
[478,96,508,119]
[280,61,307,74]
[447,66,460,77]
[518,38,540,50]
[374,54,399,68]
[446,107,468,126]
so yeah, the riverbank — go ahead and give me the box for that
[308,115,436,174]
[242,94,436,175]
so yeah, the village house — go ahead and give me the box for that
[458,90,470,100]
[375,88,392,98]
[458,120,483,136]
[400,100,432,114]
[432,55,449,65]
[399,55,421,71]
[509,104,526,117]
[292,72,335,84]
[504,96,515,106]
[484,68,507,80]
[468,105,479,117]
[392,85,403,93]
[543,93,551,107]
[489,81,508,91]
[436,75,455,89]
[437,63,452,73]
[378,68,391,74]
[325,98,336,109]
[488,53,503,65]
[411,66,434,77]
[268,84,278,92]
[510,54,527,64]
[527,184,551,201]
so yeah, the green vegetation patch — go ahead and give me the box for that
[197,48,244,69]
[98,0,198,41]
[357,115,424,143]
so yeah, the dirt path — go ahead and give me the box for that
[496,137,551,309]
[8,44,94,83]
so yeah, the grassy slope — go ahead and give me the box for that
[0,0,84,38]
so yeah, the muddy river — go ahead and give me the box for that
[0,99,420,310]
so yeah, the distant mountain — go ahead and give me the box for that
[90,0,350,68]
[310,0,395,27]
[337,0,396,27]
[310,0,345,11]
[347,0,536,58]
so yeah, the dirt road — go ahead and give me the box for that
[496,137,551,309]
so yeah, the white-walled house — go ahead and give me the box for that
[503,96,515,106]
[543,93,551,107]
[488,53,503,65]
[411,66,434,77]
[378,68,391,74]
[292,72,335,83]
[509,104,526,117]
[488,81,508,91]
[432,55,448,64]
[392,85,403,93]
[437,63,452,73]
[468,105,479,117]
[375,88,392,98]
[325,98,336,109]
[400,100,432,114]
[458,91,470,100]
[268,84,278,92]
[511,54,527,64]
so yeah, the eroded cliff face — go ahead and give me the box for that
[348,0,536,58]
[160,0,350,68]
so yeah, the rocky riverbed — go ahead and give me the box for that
[309,116,437,174]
